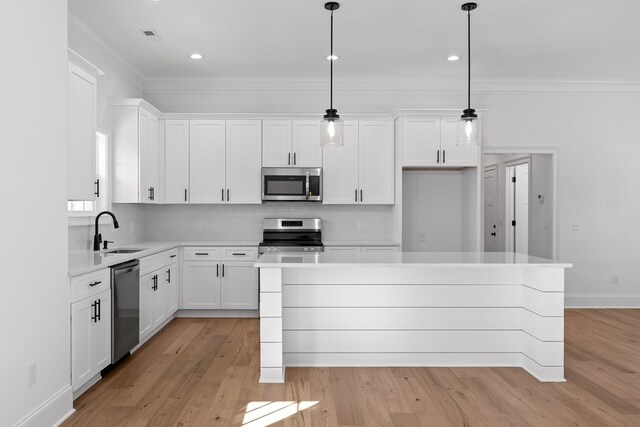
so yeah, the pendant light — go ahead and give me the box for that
[457,2,480,146]
[320,2,344,147]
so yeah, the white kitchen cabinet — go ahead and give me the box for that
[324,121,395,205]
[189,120,226,204]
[221,262,259,309]
[402,115,478,168]
[360,246,400,253]
[324,246,399,254]
[68,63,97,201]
[71,289,111,391]
[182,261,222,309]
[359,121,395,204]
[112,99,162,203]
[164,120,190,203]
[262,120,321,168]
[164,263,179,316]
[226,120,262,204]
[139,271,154,339]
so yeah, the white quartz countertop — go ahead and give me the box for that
[255,252,572,268]
[69,240,260,277]
[323,240,400,247]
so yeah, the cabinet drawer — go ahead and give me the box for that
[164,248,179,264]
[361,246,399,253]
[70,269,110,303]
[223,247,258,261]
[140,252,165,276]
[183,247,221,261]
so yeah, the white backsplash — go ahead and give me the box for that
[139,203,397,243]
[68,204,144,253]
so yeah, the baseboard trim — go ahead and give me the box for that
[176,309,259,318]
[565,294,640,308]
[72,372,102,400]
[13,385,74,427]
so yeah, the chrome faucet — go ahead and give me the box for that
[94,211,120,251]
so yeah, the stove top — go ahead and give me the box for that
[259,218,323,254]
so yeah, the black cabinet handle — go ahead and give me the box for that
[91,301,97,323]
[170,254,177,258]
[227,189,230,202]
[288,153,291,165]
[94,179,100,198]
[437,150,440,164]
[294,152,297,165]
[222,264,225,277]
[148,187,155,201]
[167,268,171,283]
[355,189,358,202]
[443,150,446,164]
[89,280,101,287]
[232,253,246,256]
[195,252,209,256]
[491,232,496,236]
[360,189,363,203]
[216,264,219,277]
[97,299,101,321]
[221,188,224,202]
[184,188,187,202]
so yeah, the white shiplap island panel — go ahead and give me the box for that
[256,252,571,384]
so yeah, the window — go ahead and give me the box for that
[68,130,110,216]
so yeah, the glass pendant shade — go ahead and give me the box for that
[320,114,344,147]
[457,117,478,146]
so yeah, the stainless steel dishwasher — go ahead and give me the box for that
[111,259,140,363]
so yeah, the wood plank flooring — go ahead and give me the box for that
[64,309,640,426]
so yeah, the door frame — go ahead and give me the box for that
[504,157,530,254]
[481,147,559,259]
[483,163,498,252]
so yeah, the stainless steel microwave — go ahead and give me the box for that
[262,168,322,202]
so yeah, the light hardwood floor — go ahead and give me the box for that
[64,309,640,426]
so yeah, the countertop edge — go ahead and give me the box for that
[253,262,573,268]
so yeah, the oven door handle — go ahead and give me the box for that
[305,173,310,200]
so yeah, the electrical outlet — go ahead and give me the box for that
[357,220,365,231]
[612,274,619,285]
[196,220,203,230]
[419,232,427,242]
[27,361,36,387]
[572,221,580,231]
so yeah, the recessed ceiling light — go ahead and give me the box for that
[326,55,339,61]
[448,55,460,61]
[190,53,203,60]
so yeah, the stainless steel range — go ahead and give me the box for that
[258,218,324,254]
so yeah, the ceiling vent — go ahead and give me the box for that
[139,29,161,41]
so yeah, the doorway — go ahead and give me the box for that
[483,165,498,252]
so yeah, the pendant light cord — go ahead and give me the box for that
[330,10,334,110]
[467,9,471,111]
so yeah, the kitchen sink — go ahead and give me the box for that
[104,249,143,255]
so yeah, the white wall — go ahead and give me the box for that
[68,15,145,253]
[143,80,640,307]
[140,203,395,243]
[0,1,72,426]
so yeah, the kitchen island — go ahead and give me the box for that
[255,252,571,384]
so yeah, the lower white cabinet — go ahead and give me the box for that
[139,252,181,340]
[324,245,399,254]
[165,262,179,315]
[71,289,111,391]
[182,247,259,310]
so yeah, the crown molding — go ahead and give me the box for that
[68,12,145,91]
[143,76,640,94]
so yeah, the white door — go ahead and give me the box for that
[292,121,322,167]
[440,117,479,167]
[483,166,498,252]
[221,262,259,309]
[164,263,179,316]
[139,272,153,339]
[323,121,359,204]
[506,163,529,254]
[189,120,226,203]
[67,64,97,201]
[401,117,440,167]
[182,261,221,309]
[226,120,262,204]
[359,121,395,205]
[151,271,166,328]
[262,120,292,167]
[164,120,190,203]
[71,297,94,390]
[91,290,111,373]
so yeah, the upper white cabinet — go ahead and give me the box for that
[68,63,97,201]
[112,99,162,203]
[164,120,190,203]
[262,120,321,168]
[190,120,262,204]
[323,121,395,205]
[401,115,479,168]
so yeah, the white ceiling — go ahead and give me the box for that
[69,0,640,80]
